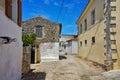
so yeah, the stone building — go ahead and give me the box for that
[76,0,120,70]
[22,16,62,63]
[0,0,22,80]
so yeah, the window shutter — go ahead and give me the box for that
[5,0,12,19]
[18,0,22,26]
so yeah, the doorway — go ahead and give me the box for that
[31,48,35,64]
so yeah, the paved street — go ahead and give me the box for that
[22,55,109,80]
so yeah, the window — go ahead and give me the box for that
[111,40,116,44]
[104,37,106,40]
[111,32,116,35]
[85,40,87,45]
[111,49,117,53]
[5,0,22,26]
[104,45,106,48]
[80,24,82,34]
[5,0,12,19]
[36,25,43,38]
[12,0,18,23]
[84,19,87,31]
[110,0,116,2]
[110,24,116,28]
[104,29,106,32]
[92,37,95,44]
[64,45,66,49]
[111,16,116,20]
[91,9,95,25]
[111,6,116,11]
[80,41,82,46]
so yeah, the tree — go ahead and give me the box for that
[22,33,36,46]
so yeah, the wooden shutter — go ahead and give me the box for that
[18,0,22,26]
[5,0,12,19]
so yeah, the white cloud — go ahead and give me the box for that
[43,0,60,6]
[53,2,59,6]
[43,0,50,5]
[64,3,74,9]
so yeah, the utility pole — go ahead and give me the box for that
[105,0,113,70]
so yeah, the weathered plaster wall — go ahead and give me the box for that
[77,0,106,64]
[0,10,22,80]
[78,20,106,64]
[112,0,120,69]
[77,0,120,69]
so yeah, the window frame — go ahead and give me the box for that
[85,40,87,46]
[80,41,82,46]
[91,9,95,25]
[80,24,82,34]
[84,19,87,31]
[92,37,95,44]
[36,25,43,38]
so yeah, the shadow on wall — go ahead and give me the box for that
[21,69,46,80]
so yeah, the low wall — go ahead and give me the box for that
[22,46,31,75]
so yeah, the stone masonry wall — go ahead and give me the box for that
[22,16,61,63]
[22,16,61,44]
[22,46,31,75]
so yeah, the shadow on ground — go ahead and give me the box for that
[21,69,46,80]
[59,55,67,60]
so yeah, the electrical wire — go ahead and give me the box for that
[56,0,64,22]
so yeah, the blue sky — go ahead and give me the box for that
[22,0,89,35]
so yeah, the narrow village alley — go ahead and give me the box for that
[21,55,109,80]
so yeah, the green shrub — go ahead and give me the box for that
[22,33,36,46]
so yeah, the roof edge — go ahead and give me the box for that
[76,0,95,25]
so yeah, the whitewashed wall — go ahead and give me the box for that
[59,35,74,55]
[66,42,72,54]
[66,41,78,55]
[40,42,59,61]
[0,10,22,80]
[71,41,78,54]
